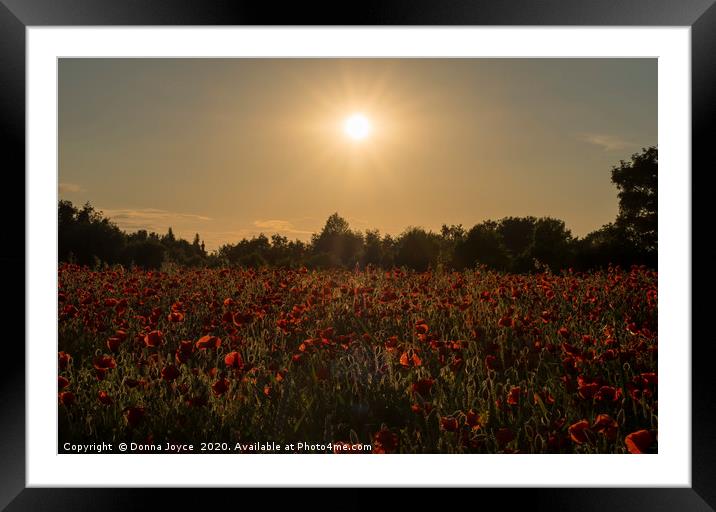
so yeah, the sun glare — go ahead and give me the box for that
[343,113,372,140]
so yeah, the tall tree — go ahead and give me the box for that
[498,217,536,257]
[312,213,363,266]
[611,146,657,253]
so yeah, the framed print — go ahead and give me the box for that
[1,0,712,508]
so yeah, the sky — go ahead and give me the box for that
[59,58,657,251]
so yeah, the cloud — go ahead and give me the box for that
[578,133,634,152]
[253,219,294,231]
[96,210,320,251]
[102,208,211,222]
[59,182,84,194]
[253,219,314,236]
[100,207,211,237]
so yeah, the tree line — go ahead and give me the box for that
[59,146,657,272]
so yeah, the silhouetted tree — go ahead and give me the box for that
[123,239,165,270]
[362,229,383,266]
[438,224,466,267]
[162,227,176,246]
[531,217,574,271]
[497,217,536,272]
[395,227,441,271]
[574,222,639,270]
[499,217,536,256]
[612,146,657,255]
[311,213,364,267]
[454,221,509,270]
[58,201,125,267]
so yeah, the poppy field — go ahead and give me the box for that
[58,263,657,454]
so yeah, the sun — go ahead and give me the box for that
[343,113,372,140]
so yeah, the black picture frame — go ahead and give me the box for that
[1,0,710,509]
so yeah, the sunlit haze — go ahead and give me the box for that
[59,58,656,250]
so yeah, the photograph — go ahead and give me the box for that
[57,57,658,455]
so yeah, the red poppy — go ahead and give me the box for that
[175,340,194,364]
[561,343,582,357]
[161,364,181,381]
[98,390,113,405]
[415,321,429,335]
[640,372,658,385]
[93,355,116,370]
[411,378,434,397]
[58,376,69,390]
[143,330,164,348]
[399,350,422,368]
[568,419,591,444]
[233,312,254,327]
[558,327,570,338]
[506,386,521,406]
[440,416,460,432]
[540,310,555,323]
[372,427,399,453]
[449,356,464,373]
[58,351,71,370]
[577,377,600,400]
[485,355,498,371]
[384,336,399,352]
[498,316,514,328]
[168,311,185,322]
[465,410,481,430]
[106,336,121,352]
[592,414,618,441]
[93,355,117,380]
[196,335,221,350]
[58,391,75,406]
[582,334,595,345]
[224,351,245,370]
[595,386,622,402]
[124,406,145,428]
[625,430,653,454]
[211,378,229,397]
[534,389,556,405]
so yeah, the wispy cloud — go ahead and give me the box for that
[578,133,635,152]
[253,219,314,236]
[102,208,211,224]
[94,209,320,251]
[59,182,84,194]
[100,208,211,238]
